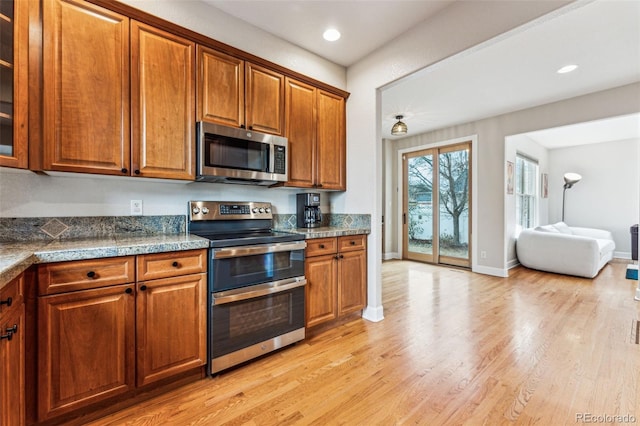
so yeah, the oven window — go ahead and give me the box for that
[211,286,304,358]
[205,134,269,172]
[211,249,305,292]
[229,292,291,337]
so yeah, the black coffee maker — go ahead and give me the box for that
[296,193,322,228]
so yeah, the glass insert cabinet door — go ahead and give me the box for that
[403,142,471,268]
[0,0,28,168]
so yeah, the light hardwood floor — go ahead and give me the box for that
[81,261,640,425]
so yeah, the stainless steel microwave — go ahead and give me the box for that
[196,122,288,186]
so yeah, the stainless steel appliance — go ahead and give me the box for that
[296,193,322,228]
[196,122,288,185]
[188,201,306,374]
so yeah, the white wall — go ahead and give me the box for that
[548,138,639,257]
[0,168,337,217]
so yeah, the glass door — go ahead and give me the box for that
[403,148,436,263]
[437,144,470,267]
[403,142,471,267]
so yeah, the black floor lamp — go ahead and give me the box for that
[562,172,582,222]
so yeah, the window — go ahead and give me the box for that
[515,154,538,230]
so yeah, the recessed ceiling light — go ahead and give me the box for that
[323,28,341,42]
[557,64,578,74]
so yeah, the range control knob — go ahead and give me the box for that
[265,207,271,213]
[252,207,259,213]
[259,208,265,213]
[201,207,209,214]
[192,207,200,214]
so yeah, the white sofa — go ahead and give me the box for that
[516,222,615,278]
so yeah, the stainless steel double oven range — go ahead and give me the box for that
[188,201,306,374]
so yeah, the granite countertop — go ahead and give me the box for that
[0,234,210,290]
[0,225,370,290]
[280,227,371,239]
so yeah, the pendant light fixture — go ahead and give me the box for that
[391,115,408,136]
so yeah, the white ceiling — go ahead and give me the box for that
[203,0,640,145]
[202,0,455,67]
[524,113,640,149]
[381,0,640,140]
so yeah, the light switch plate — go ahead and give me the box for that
[131,200,143,216]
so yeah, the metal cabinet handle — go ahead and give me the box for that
[125,288,133,294]
[121,168,128,174]
[140,285,147,291]
[319,244,325,249]
[350,241,356,245]
[172,261,179,267]
[0,325,17,341]
[86,271,96,278]
[0,297,12,307]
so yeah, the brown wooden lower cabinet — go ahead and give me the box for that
[305,235,367,328]
[36,249,207,422]
[0,274,26,426]
[37,284,136,421]
[136,273,207,387]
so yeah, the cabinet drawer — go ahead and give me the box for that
[137,249,207,281]
[338,235,366,252]
[38,257,135,295]
[305,237,337,257]
[0,273,24,315]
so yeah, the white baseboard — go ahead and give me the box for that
[362,305,384,322]
[473,265,509,277]
[507,258,520,270]
[614,251,631,260]
[383,252,400,260]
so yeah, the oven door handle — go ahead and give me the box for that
[211,241,307,259]
[212,276,307,305]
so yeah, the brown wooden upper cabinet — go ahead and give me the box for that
[198,46,284,135]
[42,0,195,180]
[0,0,29,169]
[284,77,346,190]
[131,21,195,180]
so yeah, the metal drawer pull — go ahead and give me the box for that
[0,325,17,341]
[86,271,96,278]
[0,297,12,307]
[172,261,179,267]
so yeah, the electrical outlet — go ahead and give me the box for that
[480,251,487,259]
[131,200,143,216]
